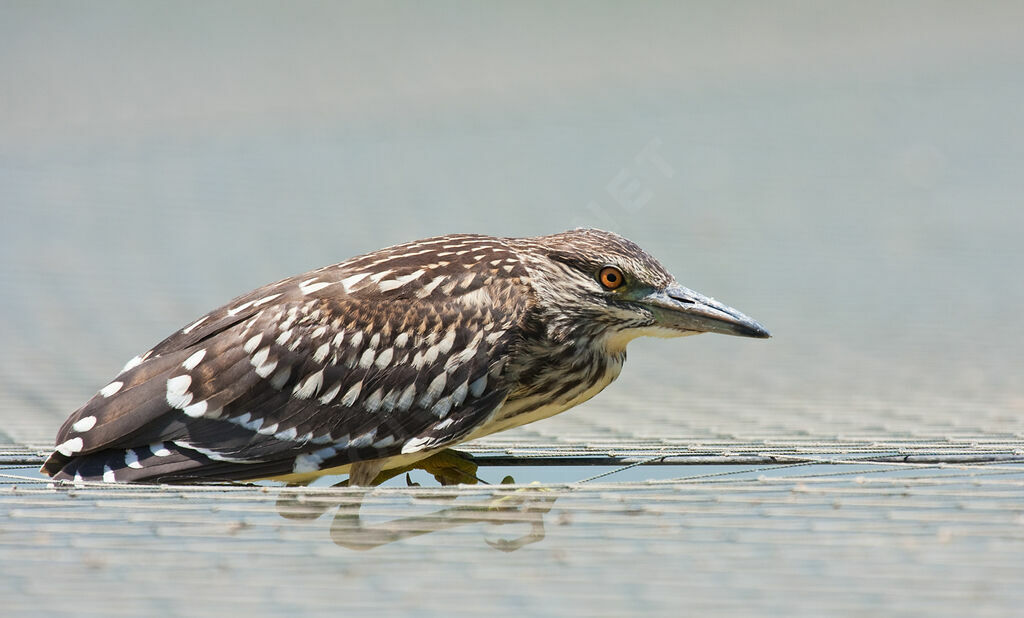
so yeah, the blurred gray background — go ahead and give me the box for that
[1,2,1023,616]
[3,1,1021,445]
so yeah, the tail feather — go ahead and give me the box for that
[44,442,294,484]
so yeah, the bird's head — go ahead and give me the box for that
[513,228,770,351]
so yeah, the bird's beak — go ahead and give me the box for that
[643,284,771,339]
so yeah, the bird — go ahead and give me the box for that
[42,228,769,486]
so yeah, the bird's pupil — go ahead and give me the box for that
[599,268,622,289]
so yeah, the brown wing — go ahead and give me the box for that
[43,234,534,482]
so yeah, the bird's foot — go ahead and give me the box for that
[414,449,481,486]
[358,448,479,487]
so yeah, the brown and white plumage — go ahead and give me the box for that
[42,229,769,484]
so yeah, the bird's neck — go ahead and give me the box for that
[481,335,625,436]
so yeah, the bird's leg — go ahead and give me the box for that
[353,448,483,487]
[278,449,478,519]
[348,459,387,487]
[414,449,481,486]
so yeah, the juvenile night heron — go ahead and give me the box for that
[43,229,769,485]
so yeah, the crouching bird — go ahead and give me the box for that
[42,229,769,485]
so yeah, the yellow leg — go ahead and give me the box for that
[366,448,482,486]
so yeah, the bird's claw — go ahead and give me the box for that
[417,449,481,486]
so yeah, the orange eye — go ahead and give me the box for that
[598,266,625,290]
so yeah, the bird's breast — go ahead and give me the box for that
[466,349,625,440]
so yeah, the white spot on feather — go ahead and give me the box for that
[421,373,446,406]
[174,441,263,463]
[312,342,331,363]
[416,276,446,298]
[166,375,193,409]
[299,279,332,294]
[431,395,454,418]
[121,355,145,373]
[253,293,282,307]
[182,315,209,334]
[372,435,396,448]
[227,299,255,316]
[257,422,279,435]
[319,382,342,405]
[182,400,208,418]
[451,380,469,406]
[339,272,371,291]
[182,349,206,370]
[397,384,416,411]
[377,269,425,292]
[72,416,97,433]
[394,332,409,348]
[252,347,278,377]
[351,429,377,447]
[341,381,362,406]
[459,287,492,307]
[250,346,271,367]
[239,414,264,432]
[150,443,171,457]
[444,346,478,372]
[469,375,488,398]
[380,389,399,411]
[125,449,143,469]
[276,427,299,441]
[375,348,394,369]
[368,270,393,283]
[254,360,278,379]
[102,466,116,483]
[56,437,84,456]
[293,369,324,399]
[434,418,455,431]
[99,381,123,398]
[244,333,263,353]
[401,436,432,454]
[437,329,456,355]
[364,388,383,412]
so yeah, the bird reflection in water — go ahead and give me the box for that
[275,449,557,551]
